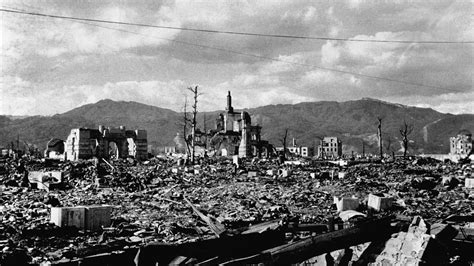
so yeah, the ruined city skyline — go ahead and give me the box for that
[1,0,473,116]
[1,95,473,157]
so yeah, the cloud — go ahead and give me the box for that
[1,4,180,60]
[258,54,306,75]
[0,76,188,115]
[1,1,472,117]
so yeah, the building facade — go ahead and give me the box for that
[450,130,472,157]
[65,125,147,161]
[317,137,342,158]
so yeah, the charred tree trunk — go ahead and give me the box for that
[377,117,383,158]
[399,120,414,158]
[187,86,200,165]
[280,129,289,161]
[182,99,191,159]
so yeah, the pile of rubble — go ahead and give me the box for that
[0,156,472,265]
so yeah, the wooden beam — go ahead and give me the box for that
[220,216,395,265]
[183,196,226,237]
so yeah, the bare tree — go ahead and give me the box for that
[280,128,289,161]
[377,117,383,158]
[187,86,202,164]
[203,113,208,150]
[399,120,414,158]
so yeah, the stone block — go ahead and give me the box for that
[50,207,86,229]
[310,173,317,178]
[50,205,112,231]
[338,172,346,179]
[85,205,112,231]
[334,196,359,212]
[368,194,393,211]
[266,169,276,176]
[248,171,258,177]
[29,171,62,191]
[171,168,179,174]
[194,169,201,175]
[29,171,62,184]
[465,178,474,188]
[281,169,292,178]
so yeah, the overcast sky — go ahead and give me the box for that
[1,0,472,115]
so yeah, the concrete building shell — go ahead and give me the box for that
[208,92,272,158]
[317,137,342,158]
[65,125,147,161]
[449,130,472,157]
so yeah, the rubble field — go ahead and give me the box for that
[0,156,473,265]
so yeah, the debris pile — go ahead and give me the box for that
[0,156,472,265]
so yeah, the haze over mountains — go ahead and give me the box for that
[1,98,473,155]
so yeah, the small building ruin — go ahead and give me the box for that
[44,138,65,160]
[65,125,147,161]
[276,138,314,158]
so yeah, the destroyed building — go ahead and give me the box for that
[44,138,65,160]
[450,129,473,157]
[65,125,147,161]
[277,138,314,157]
[317,137,342,158]
[161,133,187,155]
[208,91,272,158]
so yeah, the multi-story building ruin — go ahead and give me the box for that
[317,137,342,158]
[450,130,472,157]
[208,92,272,158]
[65,125,147,161]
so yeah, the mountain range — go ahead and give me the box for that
[1,98,473,155]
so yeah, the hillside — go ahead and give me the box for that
[0,98,472,155]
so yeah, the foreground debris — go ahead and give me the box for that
[0,156,473,265]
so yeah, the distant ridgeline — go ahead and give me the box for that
[0,98,473,156]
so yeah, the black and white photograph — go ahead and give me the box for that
[0,0,473,265]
